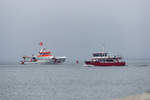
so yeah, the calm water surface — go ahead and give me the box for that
[0,61,150,100]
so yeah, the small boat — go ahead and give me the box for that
[21,42,66,65]
[85,49,126,66]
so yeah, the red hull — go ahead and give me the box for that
[85,61,126,66]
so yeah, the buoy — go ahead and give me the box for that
[21,61,24,64]
[76,60,79,64]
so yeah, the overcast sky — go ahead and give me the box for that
[0,0,150,62]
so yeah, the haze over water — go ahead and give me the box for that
[0,0,150,63]
[0,0,150,100]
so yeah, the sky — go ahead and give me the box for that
[0,0,150,62]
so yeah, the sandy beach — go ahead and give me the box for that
[112,92,150,100]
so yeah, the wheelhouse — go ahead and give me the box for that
[39,51,51,55]
[93,53,108,57]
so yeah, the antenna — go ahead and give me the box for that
[101,43,105,53]
[102,47,105,53]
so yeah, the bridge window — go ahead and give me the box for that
[93,53,107,57]
[40,53,50,55]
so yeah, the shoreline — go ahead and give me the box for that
[111,92,150,100]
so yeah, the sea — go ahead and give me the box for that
[0,60,150,100]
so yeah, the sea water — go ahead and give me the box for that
[0,60,150,100]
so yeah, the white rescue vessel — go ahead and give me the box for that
[21,42,66,65]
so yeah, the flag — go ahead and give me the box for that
[39,42,43,46]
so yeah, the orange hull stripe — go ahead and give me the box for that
[37,55,52,57]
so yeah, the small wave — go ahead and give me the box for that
[82,64,94,67]
[136,64,149,67]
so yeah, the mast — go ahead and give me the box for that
[102,47,105,53]
[101,43,105,53]
[39,42,44,52]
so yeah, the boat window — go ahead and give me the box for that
[106,59,114,62]
[99,59,103,62]
[40,53,50,55]
[100,53,102,56]
[93,53,107,57]
[99,59,105,62]
[93,53,100,57]
[32,57,36,59]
